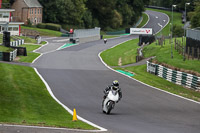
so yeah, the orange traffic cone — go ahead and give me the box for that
[72,108,78,121]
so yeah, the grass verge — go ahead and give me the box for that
[17,44,41,63]
[143,38,200,74]
[0,45,14,52]
[137,13,149,28]
[101,39,139,66]
[100,38,200,102]
[146,8,183,36]
[22,26,62,37]
[0,63,95,129]
[114,65,200,102]
[103,35,119,39]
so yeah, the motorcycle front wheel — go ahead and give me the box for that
[107,101,114,114]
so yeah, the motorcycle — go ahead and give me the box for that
[104,39,107,44]
[102,88,119,114]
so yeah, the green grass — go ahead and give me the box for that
[115,65,200,102]
[137,13,149,28]
[0,63,95,129]
[0,45,14,52]
[0,34,15,44]
[18,36,37,44]
[143,38,200,73]
[40,41,47,45]
[146,8,183,36]
[0,33,36,44]
[103,35,119,39]
[101,39,139,66]
[100,37,200,102]
[22,26,62,37]
[18,44,41,63]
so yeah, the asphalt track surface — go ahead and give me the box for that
[33,10,200,133]
[3,10,199,133]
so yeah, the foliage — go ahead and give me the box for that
[190,3,200,28]
[36,23,46,29]
[21,26,62,37]
[45,23,61,31]
[149,0,196,12]
[173,24,184,37]
[137,13,148,28]
[27,19,32,27]
[37,0,148,30]
[82,11,93,28]
[38,0,86,27]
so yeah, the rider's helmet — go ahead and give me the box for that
[112,80,119,90]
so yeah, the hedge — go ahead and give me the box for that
[36,23,61,31]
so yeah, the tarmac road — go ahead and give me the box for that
[2,10,200,133]
[32,10,200,133]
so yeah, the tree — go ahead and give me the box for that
[116,0,133,26]
[111,10,122,28]
[86,0,117,29]
[82,11,93,28]
[38,0,86,26]
[190,2,200,28]
[38,0,147,30]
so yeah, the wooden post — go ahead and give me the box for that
[188,47,190,60]
[192,47,194,60]
[183,46,186,61]
[175,40,176,50]
[164,37,165,45]
[182,41,184,56]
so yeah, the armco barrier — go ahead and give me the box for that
[1,49,17,61]
[147,61,200,90]
[0,52,3,61]
[10,39,24,47]
[10,49,17,61]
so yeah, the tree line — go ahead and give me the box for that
[4,0,200,29]
[37,0,149,30]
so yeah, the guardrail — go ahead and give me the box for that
[147,61,200,90]
[10,39,25,47]
[0,49,18,61]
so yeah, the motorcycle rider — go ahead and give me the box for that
[104,38,107,44]
[103,80,122,103]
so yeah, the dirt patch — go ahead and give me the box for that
[118,57,122,66]
[14,57,20,61]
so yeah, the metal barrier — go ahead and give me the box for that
[1,49,18,61]
[73,27,100,38]
[10,39,25,47]
[10,49,17,61]
[187,28,200,41]
[147,61,200,90]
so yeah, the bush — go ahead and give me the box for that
[173,25,184,37]
[46,23,61,31]
[37,23,46,29]
[36,23,61,31]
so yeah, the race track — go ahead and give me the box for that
[32,10,200,133]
